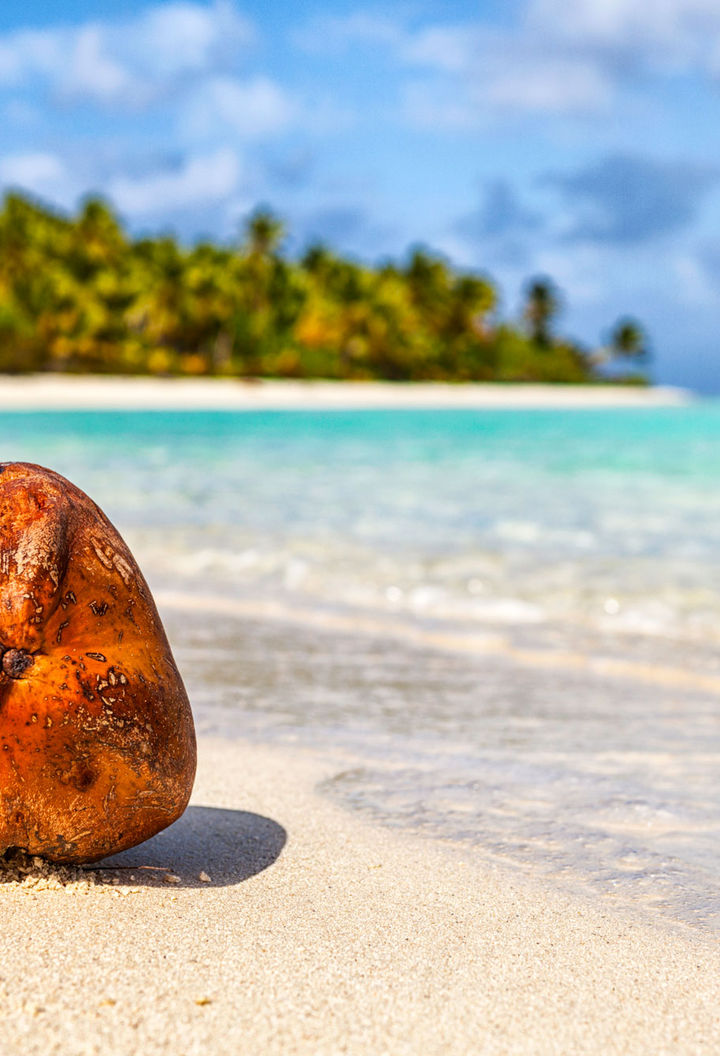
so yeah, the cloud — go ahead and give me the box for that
[526,0,720,74]
[0,150,91,213]
[108,148,242,216]
[300,10,615,124]
[0,1,254,107]
[63,26,133,104]
[464,181,543,240]
[400,26,475,73]
[0,152,67,194]
[452,180,544,268]
[403,58,610,128]
[0,29,56,86]
[125,0,252,79]
[545,155,720,244]
[298,2,720,129]
[402,24,616,122]
[181,76,295,141]
[484,56,611,114]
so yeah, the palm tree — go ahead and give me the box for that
[301,242,333,277]
[523,277,560,348]
[0,190,630,384]
[405,248,451,307]
[448,275,497,337]
[243,207,285,257]
[610,318,649,361]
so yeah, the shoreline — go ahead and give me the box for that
[1,736,718,1055]
[157,588,720,695]
[0,374,693,410]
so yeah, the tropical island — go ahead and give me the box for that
[0,191,648,383]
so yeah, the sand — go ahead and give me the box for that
[0,374,692,410]
[1,737,719,1055]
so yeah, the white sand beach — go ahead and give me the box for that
[0,374,692,410]
[1,736,719,1056]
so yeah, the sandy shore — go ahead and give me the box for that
[1,738,718,1055]
[0,374,692,409]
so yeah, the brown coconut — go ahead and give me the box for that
[0,461,196,863]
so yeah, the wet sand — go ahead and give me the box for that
[1,737,719,1055]
[0,374,691,410]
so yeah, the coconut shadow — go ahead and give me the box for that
[97,804,287,888]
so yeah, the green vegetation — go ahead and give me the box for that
[0,192,649,382]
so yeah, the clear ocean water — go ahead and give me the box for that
[3,404,720,931]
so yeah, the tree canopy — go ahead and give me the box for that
[0,191,649,383]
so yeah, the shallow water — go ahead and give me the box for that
[3,405,720,931]
[5,405,720,640]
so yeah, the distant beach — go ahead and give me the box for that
[0,374,692,410]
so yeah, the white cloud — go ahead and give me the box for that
[0,29,63,87]
[61,26,133,104]
[0,1,254,107]
[527,0,720,63]
[486,57,610,113]
[108,148,242,216]
[299,10,616,123]
[401,38,611,127]
[182,76,295,140]
[400,26,476,73]
[537,1,720,86]
[410,0,720,81]
[0,152,67,193]
[406,24,617,120]
[128,1,253,78]
[300,1,720,129]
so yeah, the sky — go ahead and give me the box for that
[1,1,720,390]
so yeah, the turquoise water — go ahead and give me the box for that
[4,406,720,635]
[3,405,720,930]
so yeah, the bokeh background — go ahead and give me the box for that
[1,0,718,389]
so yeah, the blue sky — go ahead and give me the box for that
[1,1,720,389]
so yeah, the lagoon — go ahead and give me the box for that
[3,401,720,933]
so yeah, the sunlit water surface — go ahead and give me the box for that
[3,405,720,931]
